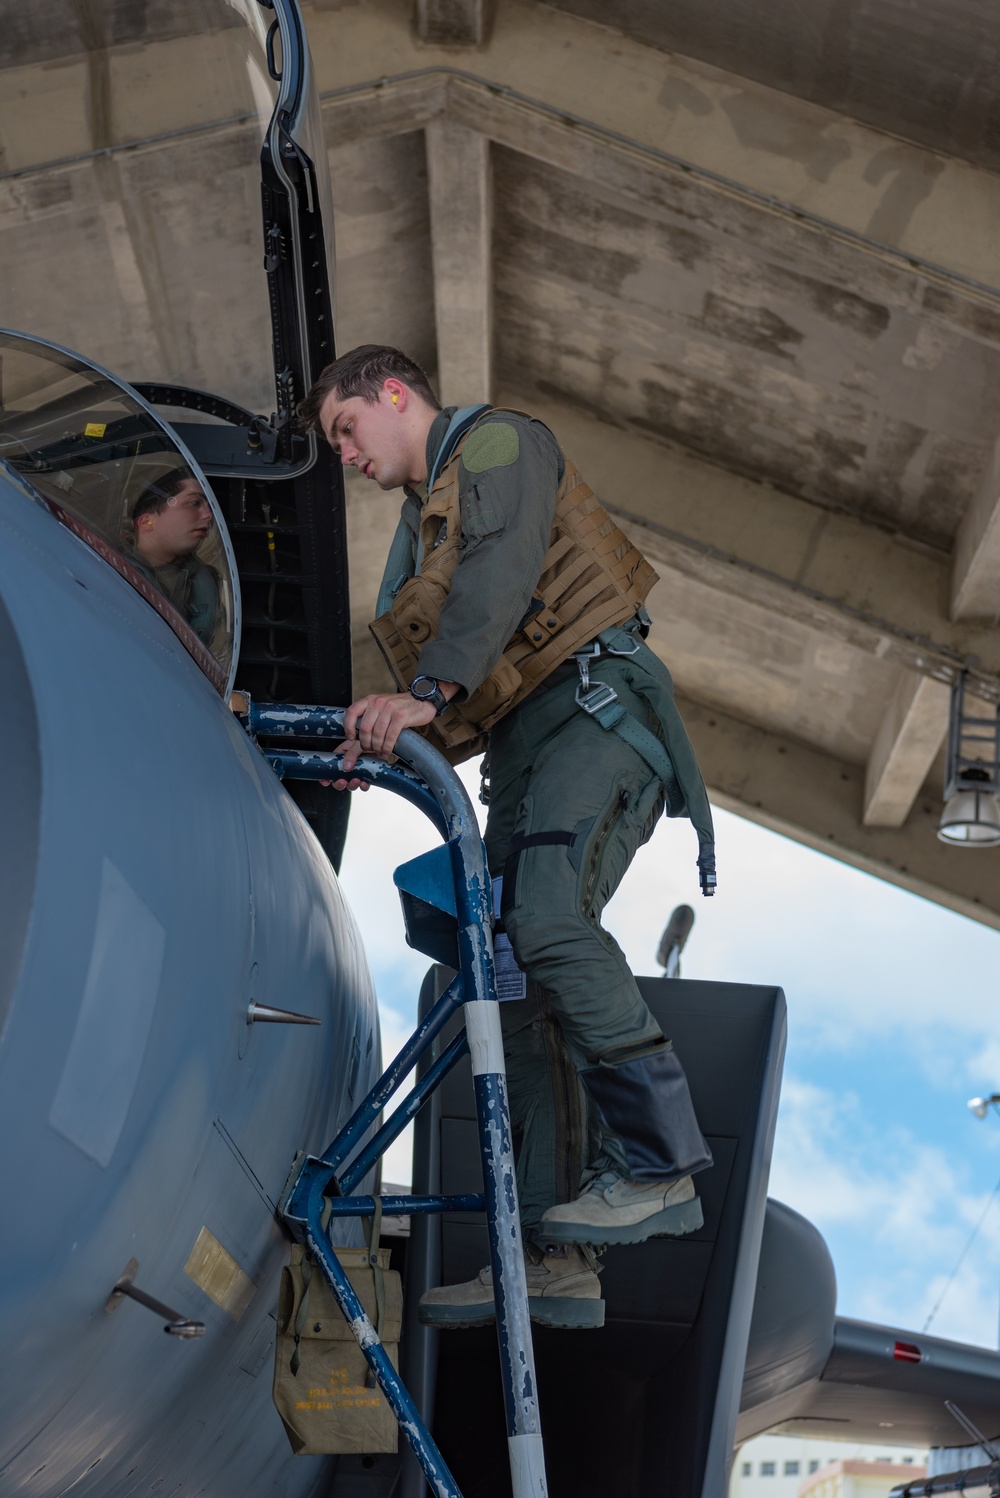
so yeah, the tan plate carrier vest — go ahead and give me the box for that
[369,416,659,761]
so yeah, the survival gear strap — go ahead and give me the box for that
[272,1198,403,1455]
[571,616,717,897]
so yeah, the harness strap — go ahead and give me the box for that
[579,685,679,791]
[571,638,717,896]
[510,830,577,853]
[572,630,678,805]
[426,405,492,493]
[501,830,577,908]
[290,1253,312,1376]
[374,515,417,620]
[375,405,491,615]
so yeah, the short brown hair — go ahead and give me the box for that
[132,465,195,521]
[298,345,441,433]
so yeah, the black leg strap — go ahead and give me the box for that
[501,830,576,917]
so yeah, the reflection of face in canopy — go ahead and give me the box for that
[132,471,214,565]
[130,468,220,646]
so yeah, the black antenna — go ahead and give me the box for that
[945,1400,1000,1463]
[657,904,695,977]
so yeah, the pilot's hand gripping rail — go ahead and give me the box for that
[245,702,547,1498]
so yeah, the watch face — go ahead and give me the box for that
[411,676,437,700]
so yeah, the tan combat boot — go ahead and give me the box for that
[418,1244,604,1329]
[538,1173,703,1247]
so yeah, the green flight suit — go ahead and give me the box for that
[389,408,715,1238]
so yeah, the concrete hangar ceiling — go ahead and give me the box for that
[2,1,999,928]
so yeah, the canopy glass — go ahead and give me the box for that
[0,331,240,694]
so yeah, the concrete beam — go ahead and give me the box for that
[500,391,1000,696]
[307,0,1000,292]
[951,432,1000,622]
[862,673,950,827]
[678,693,1000,932]
[425,118,493,406]
[415,0,494,48]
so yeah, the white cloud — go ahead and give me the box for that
[770,1075,1000,1346]
[602,806,1000,1070]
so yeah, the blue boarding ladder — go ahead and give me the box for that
[246,701,548,1498]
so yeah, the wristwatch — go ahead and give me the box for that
[409,675,449,715]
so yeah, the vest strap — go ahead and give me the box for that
[427,404,492,491]
[417,405,491,573]
[375,514,419,619]
[375,405,492,615]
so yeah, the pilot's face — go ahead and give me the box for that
[140,479,213,560]
[320,386,417,491]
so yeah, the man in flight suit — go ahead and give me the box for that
[128,467,220,647]
[300,346,716,1330]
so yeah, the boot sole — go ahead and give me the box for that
[537,1194,704,1248]
[419,1296,605,1330]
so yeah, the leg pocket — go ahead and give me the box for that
[579,771,662,925]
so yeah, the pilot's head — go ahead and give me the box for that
[299,345,442,492]
[132,468,213,567]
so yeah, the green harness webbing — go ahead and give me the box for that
[573,622,675,781]
[574,622,717,896]
[374,404,491,617]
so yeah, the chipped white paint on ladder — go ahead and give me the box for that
[465,996,505,1076]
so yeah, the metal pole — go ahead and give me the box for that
[390,730,548,1498]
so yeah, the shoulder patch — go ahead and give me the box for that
[462,421,520,474]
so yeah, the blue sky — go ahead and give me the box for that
[338,767,1000,1351]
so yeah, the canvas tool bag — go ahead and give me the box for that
[272,1203,402,1455]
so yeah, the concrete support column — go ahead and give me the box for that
[952,431,1000,623]
[862,671,951,828]
[425,118,493,407]
[415,0,495,48]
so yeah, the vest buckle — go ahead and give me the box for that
[572,642,602,695]
[575,680,620,718]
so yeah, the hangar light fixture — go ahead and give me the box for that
[937,674,1000,846]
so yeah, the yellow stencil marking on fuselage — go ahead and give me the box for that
[183,1225,256,1320]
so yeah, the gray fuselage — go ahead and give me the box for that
[0,469,380,1495]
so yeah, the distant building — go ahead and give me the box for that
[731,1436,927,1498]
[799,1458,928,1498]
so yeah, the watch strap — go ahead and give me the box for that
[409,675,448,715]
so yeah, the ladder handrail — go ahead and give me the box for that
[249,701,548,1498]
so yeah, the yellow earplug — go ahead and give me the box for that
[391,393,398,404]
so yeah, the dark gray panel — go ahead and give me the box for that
[413,975,787,1498]
[0,583,40,1040]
